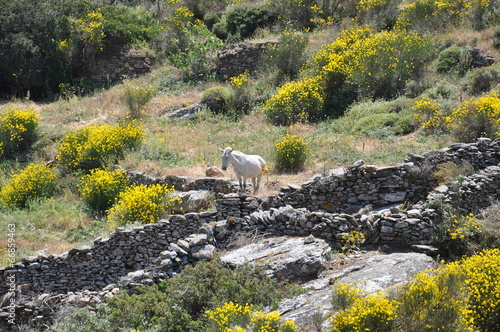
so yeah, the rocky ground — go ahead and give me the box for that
[220,235,441,331]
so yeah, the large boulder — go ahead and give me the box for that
[220,235,330,282]
[278,251,441,330]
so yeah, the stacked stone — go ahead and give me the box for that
[245,205,435,245]
[429,165,500,215]
[214,42,278,79]
[185,177,235,193]
[89,47,151,85]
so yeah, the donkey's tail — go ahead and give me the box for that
[260,161,269,173]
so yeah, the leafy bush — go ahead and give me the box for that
[56,122,144,171]
[395,0,491,32]
[201,86,234,114]
[468,65,500,95]
[264,76,325,125]
[0,107,40,159]
[51,306,112,332]
[331,283,365,312]
[436,45,462,73]
[163,3,223,81]
[395,249,500,331]
[102,259,301,331]
[351,112,415,137]
[274,133,309,173]
[213,4,271,41]
[0,163,57,208]
[206,302,298,332]
[265,31,309,81]
[107,183,181,225]
[266,0,320,30]
[229,71,257,115]
[101,5,162,45]
[356,0,400,30]
[121,79,157,118]
[78,168,129,214]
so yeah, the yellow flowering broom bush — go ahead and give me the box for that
[107,184,181,225]
[330,249,500,331]
[265,25,432,120]
[206,301,298,332]
[56,122,144,171]
[446,90,500,142]
[78,168,129,213]
[413,97,446,133]
[0,107,40,159]
[264,76,325,126]
[0,163,57,208]
[274,133,309,173]
[396,0,492,32]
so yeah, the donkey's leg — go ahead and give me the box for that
[251,177,257,194]
[236,174,243,192]
[242,177,248,193]
[254,174,262,194]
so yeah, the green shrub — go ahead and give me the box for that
[229,71,257,115]
[307,25,432,117]
[436,45,462,73]
[78,168,129,214]
[201,86,234,114]
[56,122,144,171]
[121,79,157,118]
[330,284,396,332]
[103,259,301,331]
[468,65,500,95]
[107,184,181,225]
[274,133,309,173]
[352,112,415,137]
[265,31,309,81]
[214,4,271,41]
[266,0,319,30]
[0,163,57,208]
[101,5,162,45]
[0,107,40,159]
[51,306,112,332]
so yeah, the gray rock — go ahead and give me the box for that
[279,252,440,331]
[220,236,330,281]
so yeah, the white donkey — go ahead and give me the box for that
[219,147,268,194]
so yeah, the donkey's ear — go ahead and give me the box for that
[218,148,224,152]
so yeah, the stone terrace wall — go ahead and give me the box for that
[89,48,152,85]
[268,138,500,213]
[213,41,278,79]
[1,139,499,297]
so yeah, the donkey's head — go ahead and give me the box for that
[219,147,233,171]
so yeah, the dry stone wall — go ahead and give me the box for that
[213,41,277,79]
[1,138,499,300]
[88,48,152,85]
